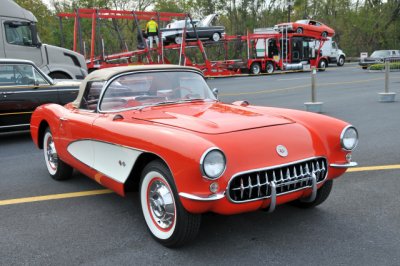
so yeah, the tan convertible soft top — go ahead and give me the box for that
[72,64,202,108]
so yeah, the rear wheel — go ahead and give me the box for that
[139,160,201,247]
[291,180,333,208]
[296,27,303,34]
[211,32,220,42]
[250,62,261,75]
[43,128,73,180]
[266,61,274,74]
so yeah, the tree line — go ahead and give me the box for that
[15,0,400,57]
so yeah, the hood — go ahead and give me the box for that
[44,44,88,71]
[131,102,295,134]
[53,80,81,87]
[198,14,217,27]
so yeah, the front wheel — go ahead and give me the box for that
[318,59,327,71]
[337,56,345,66]
[291,180,333,208]
[43,128,73,180]
[140,160,201,247]
[321,31,328,38]
[296,27,303,34]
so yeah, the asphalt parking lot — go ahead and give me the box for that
[1,63,400,265]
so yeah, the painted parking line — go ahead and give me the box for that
[0,164,399,207]
[0,189,112,206]
[346,164,400,172]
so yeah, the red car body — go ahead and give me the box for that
[30,65,357,247]
[275,20,335,38]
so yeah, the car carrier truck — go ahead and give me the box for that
[0,0,87,79]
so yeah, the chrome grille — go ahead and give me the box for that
[227,157,327,203]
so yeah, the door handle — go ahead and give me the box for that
[60,117,68,121]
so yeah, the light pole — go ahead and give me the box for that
[287,1,294,22]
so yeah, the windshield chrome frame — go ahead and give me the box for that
[96,69,216,114]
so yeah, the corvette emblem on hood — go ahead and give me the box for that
[276,145,288,157]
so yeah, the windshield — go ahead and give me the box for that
[371,50,391,58]
[99,71,216,112]
[296,20,309,25]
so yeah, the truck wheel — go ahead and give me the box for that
[211,32,221,42]
[140,160,201,247]
[318,59,327,71]
[266,62,274,74]
[43,128,73,180]
[296,28,303,34]
[291,180,333,208]
[337,56,345,66]
[250,62,261,75]
[49,72,71,79]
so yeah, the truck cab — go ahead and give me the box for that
[316,37,346,66]
[0,0,87,79]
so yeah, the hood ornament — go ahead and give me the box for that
[276,145,288,157]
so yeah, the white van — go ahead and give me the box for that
[0,0,87,79]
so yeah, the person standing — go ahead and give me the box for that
[146,17,159,48]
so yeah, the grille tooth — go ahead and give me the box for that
[228,158,328,203]
[240,178,244,199]
[248,176,253,199]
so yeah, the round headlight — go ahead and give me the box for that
[340,126,358,151]
[200,148,226,180]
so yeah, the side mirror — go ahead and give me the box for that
[212,88,219,99]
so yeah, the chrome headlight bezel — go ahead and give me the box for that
[200,147,226,180]
[340,125,359,151]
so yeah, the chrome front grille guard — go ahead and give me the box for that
[227,157,328,207]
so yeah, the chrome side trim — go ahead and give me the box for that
[179,192,225,201]
[330,162,358,168]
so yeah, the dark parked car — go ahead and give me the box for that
[161,14,225,44]
[0,59,80,132]
[359,50,400,69]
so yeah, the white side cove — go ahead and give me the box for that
[67,140,143,183]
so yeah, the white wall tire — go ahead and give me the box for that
[43,128,72,180]
[139,160,201,247]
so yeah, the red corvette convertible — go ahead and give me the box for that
[30,65,357,247]
[274,19,335,38]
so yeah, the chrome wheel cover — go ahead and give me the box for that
[45,133,58,171]
[251,64,260,74]
[212,33,220,42]
[148,179,175,230]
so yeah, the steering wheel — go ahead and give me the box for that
[172,86,195,99]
